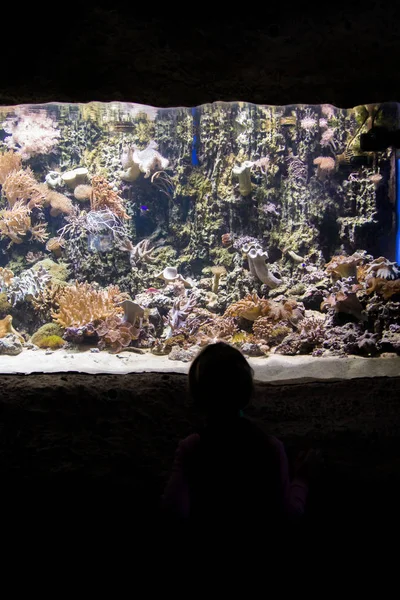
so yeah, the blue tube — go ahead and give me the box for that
[191,107,199,166]
[397,157,400,264]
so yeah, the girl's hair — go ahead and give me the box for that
[188,342,254,414]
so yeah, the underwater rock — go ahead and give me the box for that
[232,161,254,196]
[147,307,163,337]
[379,328,400,353]
[240,342,264,357]
[300,286,326,311]
[168,344,200,362]
[0,334,23,355]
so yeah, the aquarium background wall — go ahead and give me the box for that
[0,101,399,369]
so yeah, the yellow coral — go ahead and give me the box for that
[0,151,22,185]
[52,282,125,328]
[90,176,129,220]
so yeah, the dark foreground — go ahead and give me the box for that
[0,372,399,538]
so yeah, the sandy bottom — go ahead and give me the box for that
[0,347,399,383]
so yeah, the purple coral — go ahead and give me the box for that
[165,294,197,332]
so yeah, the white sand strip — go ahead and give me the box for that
[0,349,399,384]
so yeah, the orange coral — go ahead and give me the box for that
[0,315,24,342]
[2,167,45,209]
[365,277,400,300]
[52,282,125,328]
[0,151,22,185]
[196,315,238,344]
[90,176,129,220]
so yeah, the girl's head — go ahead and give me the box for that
[188,342,254,417]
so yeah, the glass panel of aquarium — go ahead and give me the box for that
[0,101,399,380]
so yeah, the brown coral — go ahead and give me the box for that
[325,253,364,281]
[365,277,400,300]
[74,184,93,202]
[196,315,238,345]
[0,151,22,185]
[0,267,14,287]
[224,293,271,321]
[46,237,65,257]
[90,176,129,220]
[0,201,49,245]
[52,282,124,328]
[321,290,366,320]
[96,314,139,353]
[252,318,292,345]
[365,256,399,280]
[44,190,74,216]
[2,167,45,209]
[313,156,336,180]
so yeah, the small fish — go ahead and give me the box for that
[140,205,149,212]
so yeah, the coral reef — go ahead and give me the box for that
[120,140,169,180]
[31,323,65,346]
[2,108,60,159]
[35,335,66,350]
[366,278,400,300]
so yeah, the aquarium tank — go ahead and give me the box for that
[0,100,399,373]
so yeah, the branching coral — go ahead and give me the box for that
[365,257,399,280]
[2,167,45,208]
[52,282,124,328]
[366,277,400,300]
[96,314,139,353]
[164,294,197,332]
[0,151,22,185]
[90,176,130,220]
[118,238,155,267]
[0,201,48,245]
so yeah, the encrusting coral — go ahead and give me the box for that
[35,335,66,349]
[52,282,125,328]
